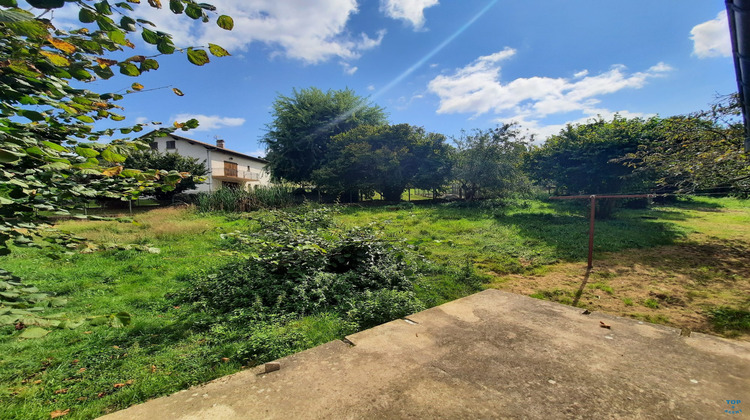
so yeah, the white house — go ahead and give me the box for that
[149,133,271,193]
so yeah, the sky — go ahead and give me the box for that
[50,0,737,158]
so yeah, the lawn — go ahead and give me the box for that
[0,196,748,419]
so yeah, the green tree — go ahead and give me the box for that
[0,0,233,255]
[125,150,208,200]
[262,87,388,184]
[524,116,661,216]
[624,95,749,194]
[453,124,531,200]
[313,124,453,202]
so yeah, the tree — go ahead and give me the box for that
[313,124,453,202]
[0,1,233,255]
[125,150,208,200]
[524,116,661,216]
[623,95,749,194]
[262,87,388,184]
[453,124,531,200]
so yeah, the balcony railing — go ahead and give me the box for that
[211,168,260,181]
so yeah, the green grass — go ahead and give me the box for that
[642,298,660,309]
[0,197,746,418]
[709,306,750,335]
[338,199,689,276]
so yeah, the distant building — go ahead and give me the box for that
[149,133,271,192]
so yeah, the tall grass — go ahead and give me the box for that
[196,186,294,212]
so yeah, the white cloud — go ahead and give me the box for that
[367,85,376,91]
[341,62,358,75]
[691,11,732,58]
[55,1,385,64]
[429,48,670,115]
[427,48,672,140]
[172,114,246,131]
[380,0,439,29]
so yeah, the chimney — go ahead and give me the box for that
[216,139,225,149]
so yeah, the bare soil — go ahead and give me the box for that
[489,235,750,340]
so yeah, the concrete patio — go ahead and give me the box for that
[102,289,749,419]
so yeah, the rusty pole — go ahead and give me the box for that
[588,195,596,269]
[550,193,657,269]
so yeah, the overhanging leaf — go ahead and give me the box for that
[217,15,233,30]
[208,43,230,57]
[172,87,184,96]
[186,48,209,66]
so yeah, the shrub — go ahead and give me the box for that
[178,208,422,317]
[195,186,294,213]
[344,289,425,329]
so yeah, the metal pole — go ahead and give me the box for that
[588,195,596,269]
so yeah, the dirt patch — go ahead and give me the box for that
[488,237,750,341]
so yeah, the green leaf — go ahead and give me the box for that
[94,0,112,15]
[120,16,136,32]
[0,149,21,164]
[18,327,49,339]
[26,0,64,8]
[78,8,96,23]
[18,109,45,122]
[217,15,233,30]
[208,43,230,57]
[101,147,126,163]
[141,59,159,71]
[185,3,202,19]
[169,0,183,13]
[141,28,159,45]
[118,62,140,76]
[157,39,175,54]
[75,146,100,158]
[186,48,209,66]
[42,141,67,152]
[111,312,131,328]
[0,0,18,7]
[108,29,127,45]
[93,65,115,79]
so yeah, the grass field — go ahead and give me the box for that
[0,197,748,419]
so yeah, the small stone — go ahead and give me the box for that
[548,380,557,384]
[264,362,281,373]
[690,379,698,384]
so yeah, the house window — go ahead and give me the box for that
[149,142,158,150]
[166,140,176,149]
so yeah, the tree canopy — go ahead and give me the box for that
[313,123,453,201]
[624,95,750,194]
[524,116,661,196]
[0,0,232,255]
[262,87,387,184]
[453,124,531,200]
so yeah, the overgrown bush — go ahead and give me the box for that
[178,206,424,328]
[195,185,294,212]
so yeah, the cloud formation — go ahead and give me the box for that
[427,48,671,139]
[691,11,732,58]
[380,0,439,29]
[96,1,385,64]
[173,114,246,131]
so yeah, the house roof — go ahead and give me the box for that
[165,133,268,164]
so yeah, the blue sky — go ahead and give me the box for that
[53,1,736,158]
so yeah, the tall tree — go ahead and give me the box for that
[0,1,233,255]
[313,124,452,202]
[262,87,387,184]
[453,124,531,200]
[623,95,749,194]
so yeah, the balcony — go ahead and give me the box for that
[211,168,260,182]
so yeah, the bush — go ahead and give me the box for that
[178,207,422,317]
[195,186,294,212]
[344,289,425,329]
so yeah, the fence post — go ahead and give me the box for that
[588,195,596,269]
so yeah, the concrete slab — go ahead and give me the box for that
[101,290,749,419]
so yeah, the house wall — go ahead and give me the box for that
[151,136,271,193]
